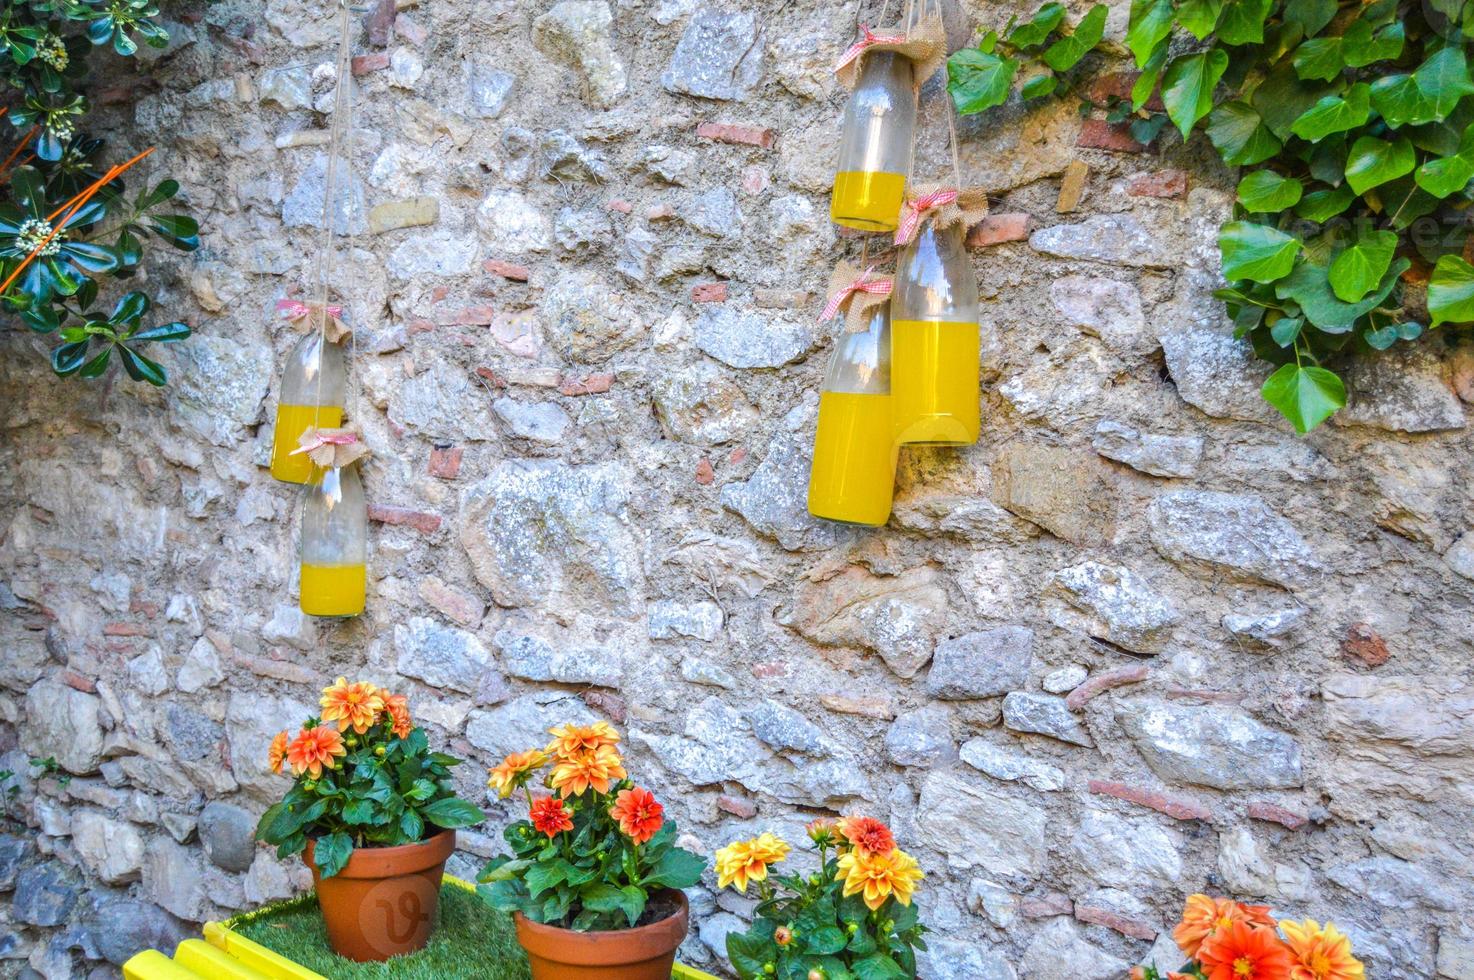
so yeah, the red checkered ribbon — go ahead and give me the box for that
[835,24,908,75]
[277,299,343,322]
[894,188,959,246]
[820,265,892,322]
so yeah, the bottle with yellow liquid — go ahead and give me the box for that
[892,218,980,445]
[831,51,915,232]
[808,302,896,526]
[271,331,347,484]
[300,463,366,617]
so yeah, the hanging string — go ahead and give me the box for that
[311,0,356,428]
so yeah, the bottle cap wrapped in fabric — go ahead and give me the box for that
[297,427,368,618]
[830,50,916,232]
[891,196,983,446]
[271,300,350,485]
[808,280,897,527]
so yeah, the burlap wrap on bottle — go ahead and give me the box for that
[821,261,895,334]
[292,426,370,469]
[894,185,990,247]
[278,299,353,344]
[834,15,947,91]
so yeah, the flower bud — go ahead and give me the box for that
[302,781,316,792]
[345,737,359,749]
[763,964,775,976]
[774,926,793,947]
[374,746,386,757]
[808,971,825,980]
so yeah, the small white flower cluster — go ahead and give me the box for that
[15,218,62,256]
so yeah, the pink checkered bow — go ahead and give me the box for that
[894,188,959,246]
[835,24,908,74]
[820,265,892,322]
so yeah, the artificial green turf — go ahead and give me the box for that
[232,883,532,980]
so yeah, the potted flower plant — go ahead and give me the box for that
[720,816,928,980]
[255,678,486,962]
[477,722,706,979]
[1134,893,1365,980]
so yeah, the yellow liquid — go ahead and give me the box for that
[891,320,981,445]
[807,391,897,527]
[831,171,906,232]
[271,403,344,484]
[300,563,366,617]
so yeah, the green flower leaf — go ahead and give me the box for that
[1041,4,1107,73]
[947,48,1019,115]
[1290,82,1371,141]
[1216,0,1272,45]
[312,832,354,879]
[1292,37,1344,82]
[1125,0,1173,67]
[1207,101,1283,165]
[1219,220,1301,283]
[1261,363,1346,434]
[1344,135,1416,195]
[1161,49,1230,139]
[1236,171,1303,211]
[1429,254,1474,326]
[1328,230,1398,302]
[1342,19,1404,68]
[421,796,485,829]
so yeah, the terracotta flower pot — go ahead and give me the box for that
[514,888,689,980]
[303,829,455,962]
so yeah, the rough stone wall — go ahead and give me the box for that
[2,0,1474,977]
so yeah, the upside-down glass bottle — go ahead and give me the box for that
[807,302,896,526]
[300,463,367,617]
[891,217,980,445]
[270,331,347,484]
[830,51,916,232]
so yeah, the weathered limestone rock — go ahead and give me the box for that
[1002,692,1095,747]
[281,153,365,234]
[662,10,764,101]
[495,629,622,687]
[1445,532,1474,581]
[926,626,1034,700]
[82,895,190,967]
[396,616,493,694]
[143,837,211,922]
[1018,918,1129,980]
[466,693,598,760]
[492,398,571,444]
[749,699,827,756]
[1092,420,1202,478]
[22,678,104,775]
[176,636,224,693]
[1147,491,1321,589]
[990,442,1115,547]
[198,802,258,873]
[466,64,515,118]
[1327,856,1460,911]
[1223,607,1306,650]
[915,771,1047,877]
[532,2,627,108]
[1338,344,1465,433]
[1045,561,1179,654]
[166,335,271,446]
[648,600,723,642]
[784,565,947,678]
[476,190,552,253]
[226,691,313,802]
[651,361,758,445]
[919,941,1019,980]
[960,738,1068,792]
[1042,664,1088,693]
[721,429,852,551]
[13,863,83,927]
[1072,810,1182,888]
[1160,326,1278,423]
[1439,927,1474,980]
[1051,275,1153,358]
[1030,215,1173,267]
[1116,699,1303,790]
[694,307,811,369]
[461,460,643,617]
[71,810,145,884]
[884,706,954,767]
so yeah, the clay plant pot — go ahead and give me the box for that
[514,888,689,980]
[303,829,455,962]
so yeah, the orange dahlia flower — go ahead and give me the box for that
[1174,894,1278,960]
[528,795,574,838]
[381,692,413,739]
[835,846,924,910]
[319,676,385,734]
[285,726,346,779]
[715,833,790,893]
[610,786,664,844]
[548,744,626,797]
[268,730,290,775]
[1198,920,1296,980]
[488,749,548,799]
[839,815,896,856]
[545,721,621,759]
[1281,920,1365,980]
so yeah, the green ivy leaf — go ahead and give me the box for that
[1006,3,1066,49]
[1161,49,1230,139]
[1284,0,1338,37]
[1270,315,1304,347]
[1414,46,1474,120]
[1020,73,1058,99]
[1220,220,1302,283]
[1365,319,1424,349]
[1328,230,1398,302]
[1294,184,1356,222]
[1345,135,1416,194]
[1276,256,1409,331]
[1261,363,1346,434]
[1415,123,1474,197]
[1126,0,1174,67]
[948,49,1019,114]
[1371,73,1440,128]
[1175,0,1223,40]
[1292,37,1344,82]
[1342,20,1404,68]
[313,832,354,879]
[1290,82,1371,141]
[1207,100,1283,165]
[1429,254,1474,325]
[1253,60,1338,139]
[1236,171,1304,211]
[1216,0,1272,45]
[1041,4,1107,72]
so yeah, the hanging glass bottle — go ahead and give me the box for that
[830,50,916,232]
[892,215,980,445]
[271,302,349,485]
[808,301,896,526]
[297,430,368,618]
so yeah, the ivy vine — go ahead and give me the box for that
[950,1,1474,433]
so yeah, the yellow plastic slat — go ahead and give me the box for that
[203,921,327,980]
[673,965,724,980]
[121,949,207,980]
[174,938,276,980]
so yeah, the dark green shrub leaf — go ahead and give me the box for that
[1292,37,1344,82]
[136,178,180,211]
[1290,83,1371,141]
[1041,4,1107,72]
[1207,101,1282,165]
[1220,221,1301,283]
[1175,0,1223,40]
[727,929,771,979]
[147,214,200,250]
[1429,254,1474,325]
[1345,135,1416,194]
[643,845,706,888]
[948,49,1019,114]
[852,955,907,980]
[1261,363,1346,434]
[1236,170,1303,211]
[1217,0,1272,45]
[51,340,89,376]
[1162,49,1230,139]
[1343,20,1404,68]
[129,321,191,344]
[807,926,848,956]
[1126,0,1173,67]
[1328,230,1398,302]
[313,832,353,879]
[1006,3,1066,49]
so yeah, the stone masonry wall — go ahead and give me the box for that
[2,0,1474,977]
